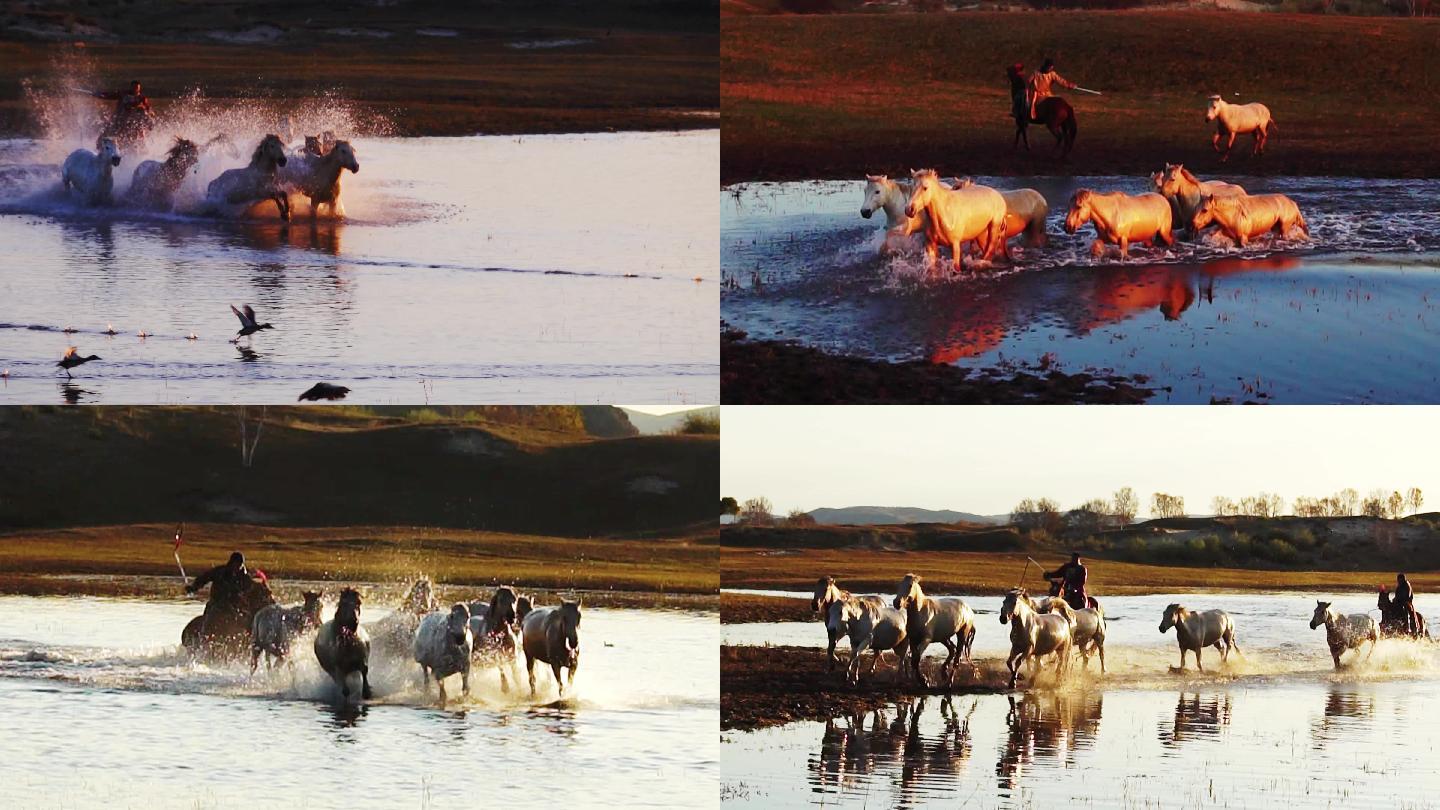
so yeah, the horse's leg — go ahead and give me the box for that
[912,640,929,687]
[552,662,566,696]
[438,676,448,709]
[849,638,871,685]
[939,638,958,684]
[1194,646,1204,673]
[1332,645,1343,670]
[360,664,372,700]
[1118,236,1130,261]
[826,628,840,671]
[1211,128,1223,154]
[1222,132,1236,163]
[526,653,538,698]
[250,646,261,676]
[462,663,470,696]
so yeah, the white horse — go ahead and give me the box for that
[414,603,474,708]
[521,600,581,698]
[250,589,323,674]
[313,588,372,701]
[365,578,437,654]
[812,576,890,671]
[279,140,359,219]
[861,174,928,254]
[894,573,977,687]
[1000,588,1074,689]
[1152,163,1246,237]
[952,178,1050,258]
[1042,596,1106,673]
[1310,600,1379,670]
[205,133,291,220]
[468,586,524,693]
[826,597,909,685]
[1206,95,1275,162]
[1159,604,1241,672]
[127,137,200,210]
[905,169,1008,273]
[61,136,122,205]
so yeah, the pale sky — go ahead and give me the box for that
[721,406,1439,518]
[621,405,711,415]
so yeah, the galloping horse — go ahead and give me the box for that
[860,175,928,254]
[1159,604,1241,672]
[1042,595,1106,673]
[1309,601,1378,670]
[280,139,359,219]
[1065,189,1174,260]
[812,576,890,671]
[182,574,277,661]
[1152,164,1246,238]
[1206,95,1275,162]
[314,588,372,701]
[905,170,1008,273]
[61,137,122,205]
[894,573,977,687]
[469,586,524,693]
[521,599,582,698]
[826,597,909,685]
[127,137,200,210]
[999,588,1074,689]
[414,603,474,708]
[205,134,291,220]
[249,590,323,674]
[1015,96,1077,160]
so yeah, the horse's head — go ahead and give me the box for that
[1191,194,1220,231]
[558,600,581,660]
[255,134,288,168]
[332,141,359,173]
[336,587,362,632]
[904,169,940,219]
[1160,603,1184,634]
[169,138,201,174]
[304,135,324,157]
[894,573,922,610]
[811,576,836,612]
[1310,601,1333,630]
[1064,189,1094,234]
[405,579,437,614]
[301,590,324,626]
[488,586,519,632]
[825,599,849,638]
[516,595,533,621]
[860,174,889,219]
[98,137,121,167]
[446,603,472,646]
[1205,95,1224,122]
[1000,588,1027,625]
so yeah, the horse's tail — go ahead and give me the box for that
[1267,116,1278,135]
[1088,597,1102,616]
[1026,201,1050,246]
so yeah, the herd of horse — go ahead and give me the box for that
[811,575,1431,692]
[57,128,359,221]
[862,96,1301,274]
[181,576,582,708]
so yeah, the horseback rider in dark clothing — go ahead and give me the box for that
[1393,573,1419,636]
[1007,62,1028,124]
[93,79,154,144]
[186,551,254,634]
[1045,552,1090,611]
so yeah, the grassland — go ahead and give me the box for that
[0,0,717,136]
[721,10,1440,182]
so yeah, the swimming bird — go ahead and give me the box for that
[1,369,9,379]
[298,382,350,401]
[186,332,198,341]
[104,324,117,335]
[229,304,274,342]
[137,330,149,338]
[56,346,100,378]
[62,325,77,334]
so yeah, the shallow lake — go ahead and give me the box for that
[0,595,718,809]
[721,177,1440,403]
[722,590,1440,807]
[0,129,718,405]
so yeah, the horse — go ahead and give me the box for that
[249,590,323,674]
[61,137,122,205]
[949,178,1049,259]
[181,574,277,661]
[414,603,474,708]
[279,140,359,219]
[1152,164,1246,238]
[999,588,1074,689]
[1015,96,1077,160]
[812,576,891,671]
[1309,601,1378,670]
[365,578,437,654]
[205,134,291,220]
[1065,189,1174,260]
[469,586,523,693]
[893,573,976,687]
[521,599,582,698]
[1042,595,1106,673]
[861,174,929,254]
[314,588,372,701]
[126,137,200,210]
[1159,604,1240,672]
[1377,589,1430,640]
[905,169,1008,274]
[1206,95,1275,162]
[1191,193,1308,247]
[826,597,909,686]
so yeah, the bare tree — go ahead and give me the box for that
[1362,490,1388,519]
[1339,488,1360,516]
[783,509,816,527]
[1407,487,1424,515]
[1112,487,1138,526]
[1388,491,1406,520]
[236,406,267,468]
[739,497,775,526]
[1211,495,1236,517]
[1034,497,1063,534]
[1151,492,1185,519]
[1011,498,1039,530]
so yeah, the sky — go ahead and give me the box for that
[620,405,710,416]
[721,406,1438,518]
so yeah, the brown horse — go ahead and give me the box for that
[182,575,276,661]
[1014,97,1077,160]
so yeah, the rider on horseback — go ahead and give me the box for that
[1027,58,1076,122]
[186,551,252,617]
[1393,573,1419,636]
[94,80,154,143]
[1007,62,1028,125]
[1044,552,1090,611]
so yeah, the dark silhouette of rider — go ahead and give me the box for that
[1394,573,1419,636]
[1007,62,1028,124]
[187,551,250,608]
[1045,552,1089,611]
[95,80,153,122]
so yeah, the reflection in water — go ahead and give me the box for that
[810,697,975,807]
[235,345,261,362]
[1159,691,1233,749]
[1310,686,1374,749]
[323,701,369,732]
[57,381,95,404]
[996,691,1103,795]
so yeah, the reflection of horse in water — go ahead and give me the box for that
[1310,686,1374,748]
[181,576,277,661]
[812,697,974,802]
[1159,692,1233,749]
[996,691,1103,791]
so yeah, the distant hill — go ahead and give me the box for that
[620,406,720,435]
[807,506,1006,525]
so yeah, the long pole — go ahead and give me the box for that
[172,524,187,582]
[1073,87,1103,96]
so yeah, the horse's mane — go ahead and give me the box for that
[167,138,198,161]
[1178,166,1204,187]
[251,134,284,165]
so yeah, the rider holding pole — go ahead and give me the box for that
[1027,58,1077,121]
[94,80,153,121]
[1044,551,1090,611]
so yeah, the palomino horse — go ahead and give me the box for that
[280,139,359,219]
[999,588,1074,689]
[1206,95,1275,162]
[414,603,474,708]
[469,586,524,693]
[249,589,323,674]
[1159,604,1240,672]
[905,169,1008,274]
[314,588,372,701]
[127,137,200,210]
[1152,164,1246,237]
[1191,193,1308,246]
[1309,600,1378,670]
[860,174,927,254]
[205,134,291,220]
[521,599,582,698]
[61,137,122,205]
[1015,96,1077,160]
[1042,595,1106,673]
[954,178,1050,258]
[813,576,890,671]
[1065,189,1174,260]
[893,573,977,687]
[826,597,909,685]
